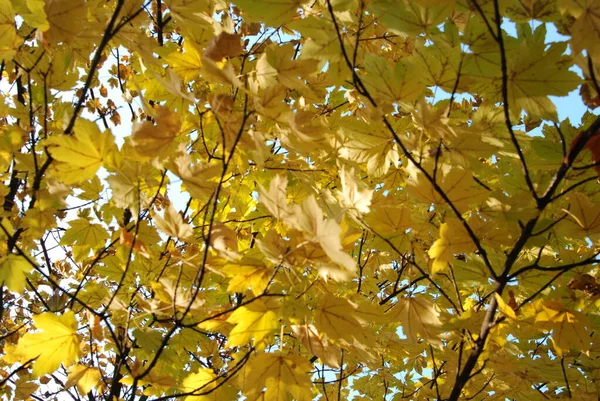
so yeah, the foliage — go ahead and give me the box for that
[1,0,600,400]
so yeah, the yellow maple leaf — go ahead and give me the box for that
[361,54,425,107]
[226,298,280,348]
[223,259,273,296]
[369,0,451,36]
[209,223,240,260]
[120,367,178,397]
[428,218,476,274]
[243,352,313,401]
[390,296,442,345]
[535,300,591,356]
[182,368,236,400]
[365,203,414,235]
[152,203,194,242]
[0,2,19,60]
[66,365,102,395]
[131,106,182,158]
[0,254,33,293]
[337,167,373,214]
[255,43,319,91]
[339,118,399,177]
[494,293,517,320]
[258,174,293,221]
[165,40,203,81]
[44,0,87,44]
[507,24,581,120]
[293,196,357,280]
[561,0,600,59]
[47,119,116,184]
[14,0,49,31]
[560,192,600,236]
[291,323,342,368]
[7,310,81,376]
[234,0,304,26]
[407,163,487,212]
[315,293,373,346]
[168,152,220,201]
[14,374,39,400]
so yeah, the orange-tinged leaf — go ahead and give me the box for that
[120,228,150,258]
[204,32,243,61]
[574,131,600,177]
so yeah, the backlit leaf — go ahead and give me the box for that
[7,311,80,376]
[243,353,313,401]
[226,298,280,347]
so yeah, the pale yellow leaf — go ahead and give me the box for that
[390,296,442,345]
[153,204,194,242]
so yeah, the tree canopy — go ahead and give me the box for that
[2,0,600,400]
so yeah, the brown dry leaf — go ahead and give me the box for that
[580,82,600,109]
[568,273,600,296]
[567,129,600,177]
[204,32,243,61]
[209,93,234,116]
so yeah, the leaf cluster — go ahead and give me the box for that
[1,0,600,400]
